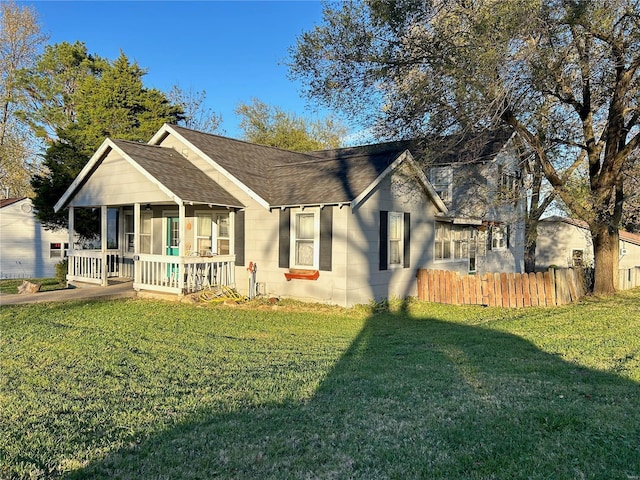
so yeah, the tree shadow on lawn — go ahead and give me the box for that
[69,305,640,480]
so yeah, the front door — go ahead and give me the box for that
[166,216,179,256]
[166,216,179,280]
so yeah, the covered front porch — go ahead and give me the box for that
[65,202,238,295]
[53,137,246,296]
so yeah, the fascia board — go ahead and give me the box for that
[155,124,271,210]
[351,151,409,209]
[54,139,112,212]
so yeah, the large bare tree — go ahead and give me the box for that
[290,0,640,294]
[0,1,46,196]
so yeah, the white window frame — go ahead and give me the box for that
[388,212,404,268]
[497,165,520,200]
[215,212,231,255]
[429,166,453,205]
[194,210,233,256]
[435,222,475,262]
[49,242,69,258]
[195,211,214,255]
[139,211,152,254]
[490,224,508,251]
[572,249,584,267]
[290,207,320,269]
[124,210,135,253]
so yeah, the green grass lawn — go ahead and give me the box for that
[1,291,639,479]
[0,278,65,294]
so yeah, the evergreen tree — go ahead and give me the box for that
[30,49,183,234]
[30,141,98,239]
[64,52,183,155]
[16,41,106,142]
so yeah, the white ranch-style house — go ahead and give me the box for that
[54,124,525,306]
[0,197,70,279]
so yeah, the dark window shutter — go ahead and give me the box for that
[319,206,333,271]
[487,226,493,251]
[403,212,410,268]
[234,210,245,266]
[279,209,290,269]
[506,224,511,249]
[379,210,388,270]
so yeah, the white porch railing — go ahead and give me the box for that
[67,250,122,286]
[133,254,236,295]
[67,251,236,294]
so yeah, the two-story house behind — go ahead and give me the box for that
[419,130,527,275]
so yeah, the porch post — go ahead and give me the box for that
[178,203,186,292]
[67,206,74,282]
[101,206,108,286]
[133,203,141,287]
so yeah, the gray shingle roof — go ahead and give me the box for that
[136,125,512,208]
[112,140,244,208]
[169,125,411,207]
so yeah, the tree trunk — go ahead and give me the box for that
[524,239,536,273]
[592,226,617,295]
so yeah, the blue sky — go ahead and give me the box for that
[26,1,330,139]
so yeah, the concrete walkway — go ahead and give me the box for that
[0,281,137,306]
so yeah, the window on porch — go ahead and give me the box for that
[195,212,230,256]
[107,208,119,249]
[124,210,152,254]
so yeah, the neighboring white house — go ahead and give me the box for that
[53,124,526,306]
[0,197,70,279]
[537,216,640,270]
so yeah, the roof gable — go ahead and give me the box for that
[54,139,243,212]
[111,140,243,208]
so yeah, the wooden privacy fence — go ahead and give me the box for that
[417,268,588,308]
